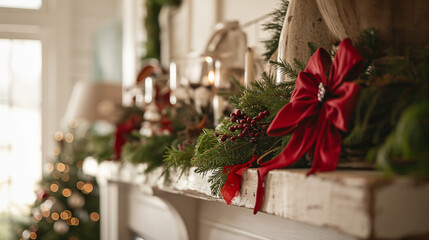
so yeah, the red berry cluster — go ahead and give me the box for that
[215,109,270,143]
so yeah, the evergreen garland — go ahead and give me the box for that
[122,132,176,173]
[144,0,181,60]
[191,73,303,196]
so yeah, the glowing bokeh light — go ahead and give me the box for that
[90,212,100,221]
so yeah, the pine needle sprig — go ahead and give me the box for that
[269,58,303,80]
[262,0,289,61]
[229,71,295,119]
[163,141,196,178]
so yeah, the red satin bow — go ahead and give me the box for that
[254,39,363,214]
[221,155,258,204]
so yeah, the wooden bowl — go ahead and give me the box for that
[316,0,429,49]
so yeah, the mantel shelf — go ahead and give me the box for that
[83,158,429,240]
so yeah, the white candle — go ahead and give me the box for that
[169,62,177,105]
[244,47,255,88]
[144,76,153,104]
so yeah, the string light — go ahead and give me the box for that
[34,213,42,221]
[60,210,72,220]
[50,183,59,192]
[56,163,66,172]
[29,232,37,240]
[54,131,64,141]
[64,164,70,173]
[42,210,50,218]
[90,212,100,222]
[61,173,70,182]
[22,230,30,239]
[53,171,61,179]
[82,183,93,194]
[65,133,74,143]
[62,188,72,197]
[76,161,83,169]
[69,217,79,226]
[45,163,54,173]
[76,181,84,190]
[41,199,53,211]
[52,212,59,221]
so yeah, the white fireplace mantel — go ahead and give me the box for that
[83,158,429,240]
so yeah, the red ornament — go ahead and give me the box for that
[254,39,363,214]
[37,189,48,201]
[221,155,258,204]
[113,115,141,160]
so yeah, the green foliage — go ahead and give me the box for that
[163,140,196,177]
[123,134,175,173]
[344,39,429,176]
[261,0,288,61]
[356,28,383,80]
[192,128,284,196]
[269,58,305,80]
[376,101,429,176]
[86,131,115,161]
[143,0,181,60]
[229,71,295,119]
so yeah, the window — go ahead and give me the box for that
[0,0,42,9]
[0,39,42,239]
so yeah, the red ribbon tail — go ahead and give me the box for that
[254,121,318,214]
[254,164,271,214]
[254,154,300,214]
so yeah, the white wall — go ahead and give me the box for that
[68,0,122,97]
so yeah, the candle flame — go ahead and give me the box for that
[208,71,215,85]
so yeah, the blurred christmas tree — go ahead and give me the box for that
[13,123,113,240]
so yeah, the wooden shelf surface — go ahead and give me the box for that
[83,158,429,240]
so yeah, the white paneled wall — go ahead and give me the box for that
[70,0,122,85]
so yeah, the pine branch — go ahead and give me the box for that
[230,71,295,119]
[163,141,195,178]
[293,58,306,72]
[269,59,301,80]
[262,0,289,61]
